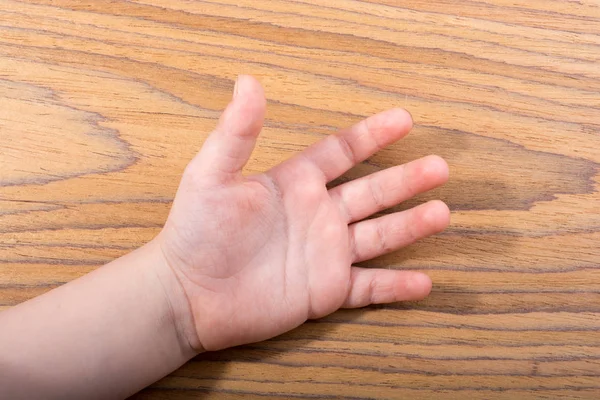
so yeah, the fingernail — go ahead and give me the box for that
[233,75,240,99]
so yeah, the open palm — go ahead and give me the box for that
[159,76,450,351]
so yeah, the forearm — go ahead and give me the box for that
[0,239,199,400]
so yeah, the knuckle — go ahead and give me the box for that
[375,222,392,254]
[336,134,357,165]
[368,175,386,210]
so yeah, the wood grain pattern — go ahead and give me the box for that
[1,0,599,398]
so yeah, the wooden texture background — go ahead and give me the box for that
[1,0,600,398]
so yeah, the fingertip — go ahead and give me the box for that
[220,75,266,138]
[388,107,413,134]
[422,200,451,233]
[367,108,414,145]
[424,155,450,184]
[403,108,414,132]
[408,272,433,300]
[234,75,266,104]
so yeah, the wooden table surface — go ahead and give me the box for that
[1,1,600,398]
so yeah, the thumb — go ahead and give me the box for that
[193,75,266,182]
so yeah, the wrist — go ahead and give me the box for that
[0,233,204,398]
[146,236,205,354]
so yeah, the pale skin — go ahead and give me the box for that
[0,75,450,399]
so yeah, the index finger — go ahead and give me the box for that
[275,108,413,183]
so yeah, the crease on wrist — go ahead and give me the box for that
[152,238,205,355]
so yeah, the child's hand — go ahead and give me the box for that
[158,76,450,352]
[0,75,449,398]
